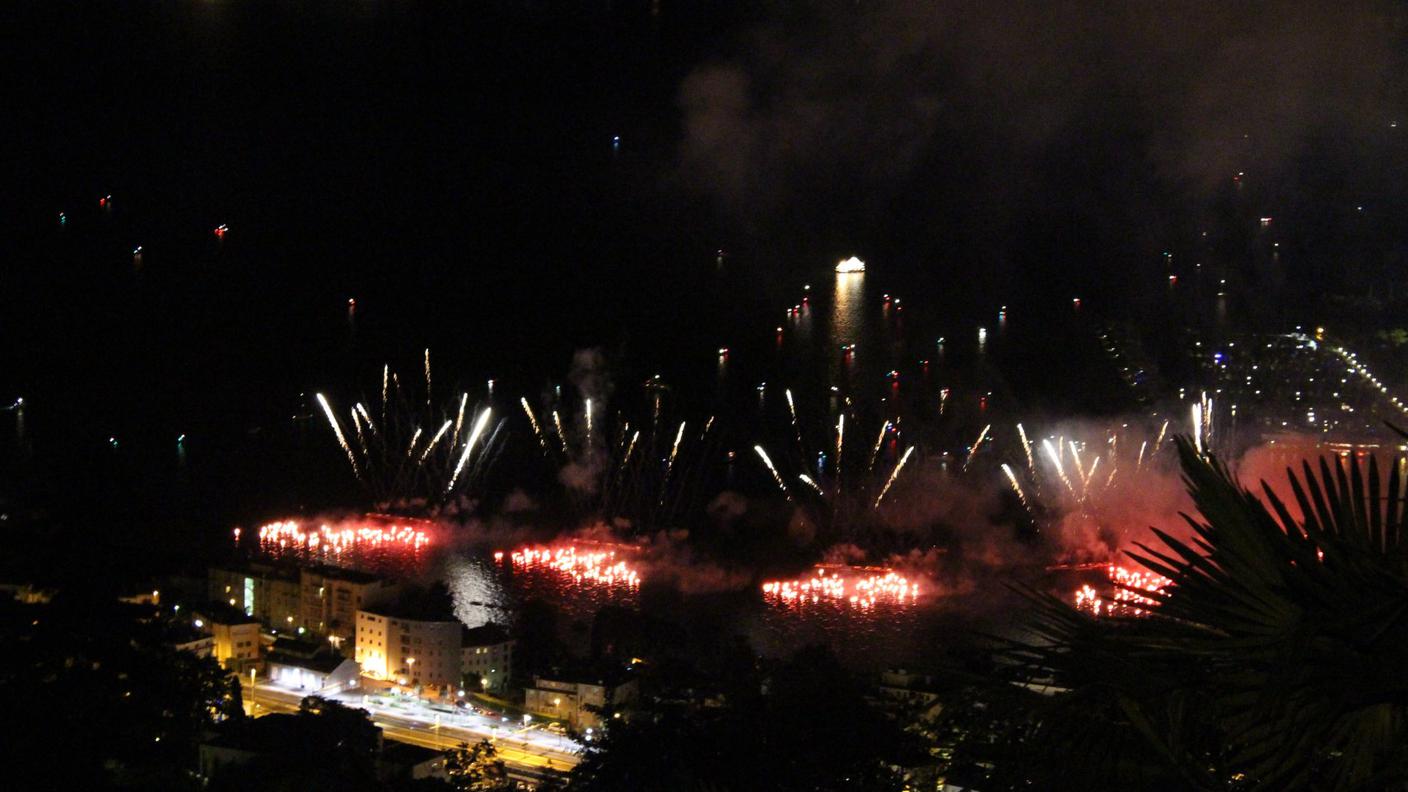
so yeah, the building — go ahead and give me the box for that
[356,587,463,689]
[208,562,301,631]
[191,603,262,672]
[299,566,400,652]
[524,666,638,730]
[461,623,513,693]
[265,636,361,694]
[877,667,943,722]
[163,619,215,658]
[199,712,384,781]
[378,742,450,782]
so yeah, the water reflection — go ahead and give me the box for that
[831,272,864,384]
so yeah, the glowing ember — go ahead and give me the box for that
[761,566,920,609]
[1074,564,1171,617]
[500,545,641,589]
[253,518,431,554]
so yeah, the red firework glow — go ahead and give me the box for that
[499,544,641,589]
[761,565,920,609]
[252,516,432,554]
[1074,564,1171,617]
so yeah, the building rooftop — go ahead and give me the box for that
[193,600,260,625]
[379,741,445,768]
[302,564,385,585]
[209,560,300,582]
[462,622,511,647]
[536,661,635,689]
[266,647,350,675]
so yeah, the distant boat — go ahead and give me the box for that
[835,256,866,273]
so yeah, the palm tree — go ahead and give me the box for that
[969,436,1408,791]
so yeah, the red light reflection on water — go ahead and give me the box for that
[245,516,433,576]
[1074,564,1170,617]
[761,565,920,609]
[494,543,642,619]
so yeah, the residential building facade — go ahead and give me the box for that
[461,623,513,693]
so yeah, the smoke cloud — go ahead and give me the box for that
[678,0,1405,286]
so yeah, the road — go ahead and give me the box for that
[245,682,579,781]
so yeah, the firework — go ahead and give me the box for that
[1074,564,1170,617]
[423,348,432,407]
[835,413,845,478]
[256,517,432,558]
[1017,423,1035,473]
[521,397,547,450]
[962,424,991,472]
[798,473,825,496]
[1191,401,1204,456]
[762,565,919,609]
[418,420,453,466]
[316,393,362,478]
[551,410,569,454]
[446,408,493,492]
[872,445,914,509]
[1042,439,1075,496]
[867,421,891,474]
[754,445,791,499]
[500,544,641,589]
[585,398,594,448]
[665,421,686,478]
[1001,463,1030,510]
[316,360,507,509]
[452,393,468,443]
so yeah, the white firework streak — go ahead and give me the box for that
[1000,463,1030,510]
[665,421,687,479]
[1136,440,1148,469]
[452,393,468,442]
[316,393,360,478]
[835,413,845,478]
[404,426,424,459]
[417,420,453,466]
[551,410,569,454]
[350,407,369,458]
[520,397,547,450]
[622,430,640,465]
[1069,440,1088,492]
[1016,423,1035,473]
[963,424,991,472]
[355,402,377,435]
[873,446,915,509]
[1191,402,1204,456]
[1153,419,1169,453]
[446,408,492,492]
[585,398,593,448]
[423,348,432,406]
[798,473,825,496]
[1042,439,1076,496]
[753,445,790,499]
[868,421,891,474]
